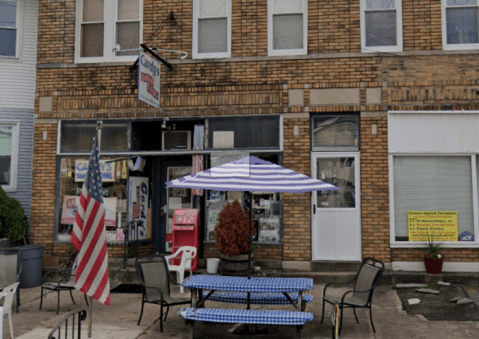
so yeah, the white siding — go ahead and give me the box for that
[389,111,479,153]
[0,0,38,109]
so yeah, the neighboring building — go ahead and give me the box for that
[32,0,479,272]
[0,0,38,221]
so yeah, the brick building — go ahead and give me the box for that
[33,0,479,272]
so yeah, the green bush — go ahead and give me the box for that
[0,185,28,244]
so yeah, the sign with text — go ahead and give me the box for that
[408,211,458,241]
[74,160,115,182]
[138,49,160,108]
[128,176,149,240]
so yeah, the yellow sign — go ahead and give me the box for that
[408,211,458,241]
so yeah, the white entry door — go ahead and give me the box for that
[312,153,361,261]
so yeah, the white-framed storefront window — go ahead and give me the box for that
[389,111,479,249]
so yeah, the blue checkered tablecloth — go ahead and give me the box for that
[183,275,313,293]
[181,308,314,325]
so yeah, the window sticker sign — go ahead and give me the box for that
[408,211,458,241]
[75,160,115,182]
[138,49,160,108]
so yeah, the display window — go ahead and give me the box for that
[56,156,153,243]
[205,153,283,244]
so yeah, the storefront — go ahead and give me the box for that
[54,115,284,257]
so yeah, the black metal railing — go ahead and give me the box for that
[48,308,87,339]
[123,220,141,269]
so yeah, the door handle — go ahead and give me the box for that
[313,204,316,214]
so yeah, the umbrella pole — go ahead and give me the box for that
[248,191,253,279]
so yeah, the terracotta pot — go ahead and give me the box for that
[424,257,443,274]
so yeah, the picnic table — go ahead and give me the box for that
[180,275,314,338]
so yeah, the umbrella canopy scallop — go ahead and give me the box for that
[166,156,338,193]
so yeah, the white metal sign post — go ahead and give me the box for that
[138,49,161,108]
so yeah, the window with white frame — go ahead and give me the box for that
[389,111,479,247]
[75,0,142,63]
[192,0,231,59]
[268,0,308,56]
[0,0,19,57]
[361,0,402,52]
[442,0,479,50]
[0,122,18,191]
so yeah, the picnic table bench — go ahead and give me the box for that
[179,308,313,338]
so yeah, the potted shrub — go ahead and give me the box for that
[0,186,28,246]
[0,185,45,287]
[214,200,256,275]
[422,234,443,274]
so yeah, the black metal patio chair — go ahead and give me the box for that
[135,254,191,332]
[320,257,384,335]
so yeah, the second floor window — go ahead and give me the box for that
[192,0,231,59]
[268,0,308,56]
[75,0,142,63]
[443,0,479,49]
[0,0,18,57]
[361,0,402,52]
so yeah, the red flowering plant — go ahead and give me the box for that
[214,200,256,257]
[422,232,442,260]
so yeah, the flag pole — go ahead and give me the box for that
[87,120,102,338]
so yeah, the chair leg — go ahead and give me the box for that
[369,306,376,332]
[338,305,344,336]
[57,289,61,315]
[69,289,76,305]
[16,288,20,313]
[179,271,185,294]
[160,305,164,332]
[137,299,145,325]
[8,312,14,338]
[353,307,359,323]
[164,305,170,322]
[320,299,326,324]
[39,287,44,310]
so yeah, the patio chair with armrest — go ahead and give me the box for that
[135,254,191,333]
[0,282,20,339]
[320,257,384,335]
[164,246,197,293]
[39,257,78,315]
[0,252,22,313]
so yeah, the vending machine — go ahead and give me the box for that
[171,209,199,271]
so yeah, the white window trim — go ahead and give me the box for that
[441,0,479,50]
[74,0,143,64]
[192,0,231,59]
[360,0,403,53]
[0,120,19,192]
[267,0,308,56]
[0,0,23,59]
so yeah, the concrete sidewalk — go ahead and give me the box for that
[5,280,479,339]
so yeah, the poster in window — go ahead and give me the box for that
[61,196,117,227]
[128,177,149,240]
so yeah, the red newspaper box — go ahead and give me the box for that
[171,209,199,271]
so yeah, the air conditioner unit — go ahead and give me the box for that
[162,131,192,150]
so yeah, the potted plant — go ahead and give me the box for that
[422,233,443,274]
[214,200,256,275]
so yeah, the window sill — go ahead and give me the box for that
[391,241,479,248]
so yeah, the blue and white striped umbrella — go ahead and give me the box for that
[166,156,338,193]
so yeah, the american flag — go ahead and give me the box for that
[71,136,110,306]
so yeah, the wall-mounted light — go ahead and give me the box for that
[161,117,170,129]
